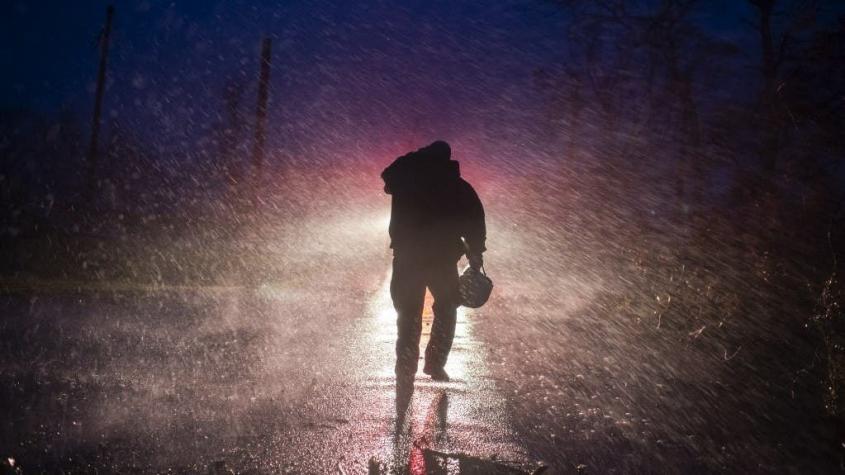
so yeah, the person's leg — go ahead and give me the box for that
[390,254,427,376]
[423,258,460,372]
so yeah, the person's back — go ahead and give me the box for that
[382,141,486,260]
[382,140,486,384]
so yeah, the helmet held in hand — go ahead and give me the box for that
[459,265,493,308]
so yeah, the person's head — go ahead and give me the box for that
[421,140,451,161]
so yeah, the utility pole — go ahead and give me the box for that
[251,37,272,209]
[85,4,114,205]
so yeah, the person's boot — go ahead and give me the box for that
[423,364,450,382]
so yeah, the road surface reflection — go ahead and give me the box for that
[363,270,534,473]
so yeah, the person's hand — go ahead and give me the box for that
[467,252,483,270]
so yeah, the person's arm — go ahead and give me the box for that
[460,181,486,268]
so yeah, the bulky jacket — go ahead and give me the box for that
[381,142,486,260]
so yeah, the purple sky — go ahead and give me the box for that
[3,0,840,171]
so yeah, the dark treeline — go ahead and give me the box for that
[496,1,845,469]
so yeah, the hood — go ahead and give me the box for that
[423,140,451,161]
[382,141,461,194]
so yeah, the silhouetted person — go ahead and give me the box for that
[382,141,486,383]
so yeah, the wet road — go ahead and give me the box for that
[4,202,837,473]
[0,274,535,474]
[0,207,540,474]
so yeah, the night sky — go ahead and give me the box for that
[2,0,768,166]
